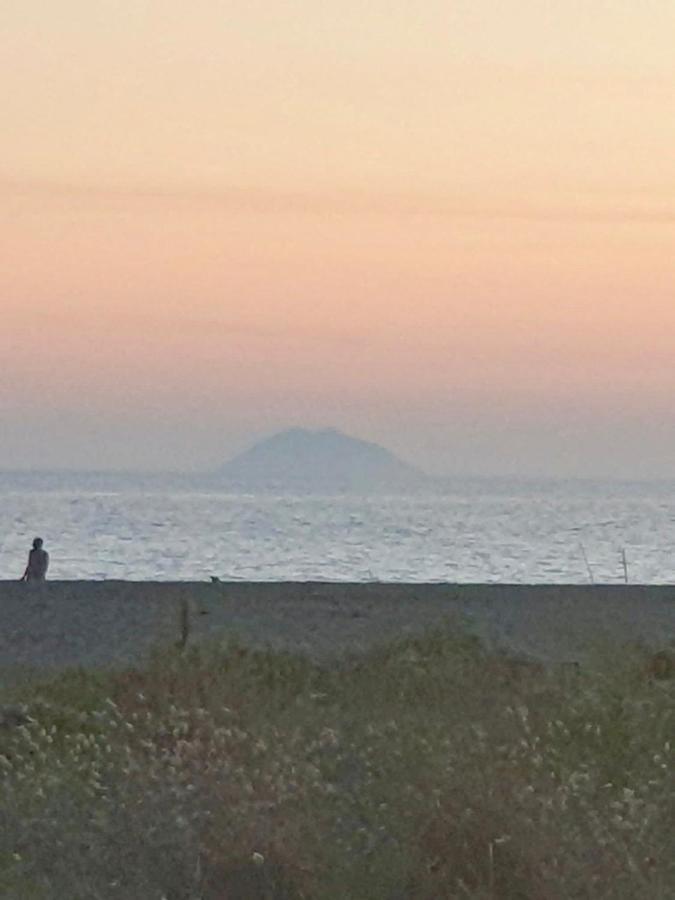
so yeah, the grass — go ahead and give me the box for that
[0,623,673,899]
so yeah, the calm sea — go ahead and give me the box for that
[2,475,675,583]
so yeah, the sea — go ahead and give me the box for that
[2,474,675,583]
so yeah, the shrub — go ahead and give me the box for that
[1,630,673,898]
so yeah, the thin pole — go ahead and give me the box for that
[621,548,629,584]
[580,544,595,585]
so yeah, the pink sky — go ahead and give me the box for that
[2,1,675,475]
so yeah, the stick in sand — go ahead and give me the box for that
[579,544,595,584]
[176,597,191,651]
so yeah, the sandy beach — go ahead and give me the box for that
[1,581,674,683]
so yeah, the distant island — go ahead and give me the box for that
[0,428,432,495]
[211,428,430,493]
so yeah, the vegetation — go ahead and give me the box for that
[1,625,673,899]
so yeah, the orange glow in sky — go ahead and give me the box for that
[2,1,675,475]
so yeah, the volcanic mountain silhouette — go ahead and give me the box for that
[214,428,428,492]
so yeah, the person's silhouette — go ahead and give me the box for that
[21,537,50,583]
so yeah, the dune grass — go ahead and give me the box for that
[0,623,673,899]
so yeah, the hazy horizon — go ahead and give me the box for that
[5,424,675,485]
[3,1,675,479]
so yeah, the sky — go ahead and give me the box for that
[2,0,675,477]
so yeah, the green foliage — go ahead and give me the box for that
[1,629,673,899]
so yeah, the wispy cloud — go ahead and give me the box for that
[2,175,674,226]
[11,309,368,348]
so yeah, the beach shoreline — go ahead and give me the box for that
[1,581,674,684]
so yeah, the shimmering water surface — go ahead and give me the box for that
[2,477,675,582]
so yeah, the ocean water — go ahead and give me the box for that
[2,476,675,583]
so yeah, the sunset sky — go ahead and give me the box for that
[2,0,675,476]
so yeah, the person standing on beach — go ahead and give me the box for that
[21,537,50,583]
